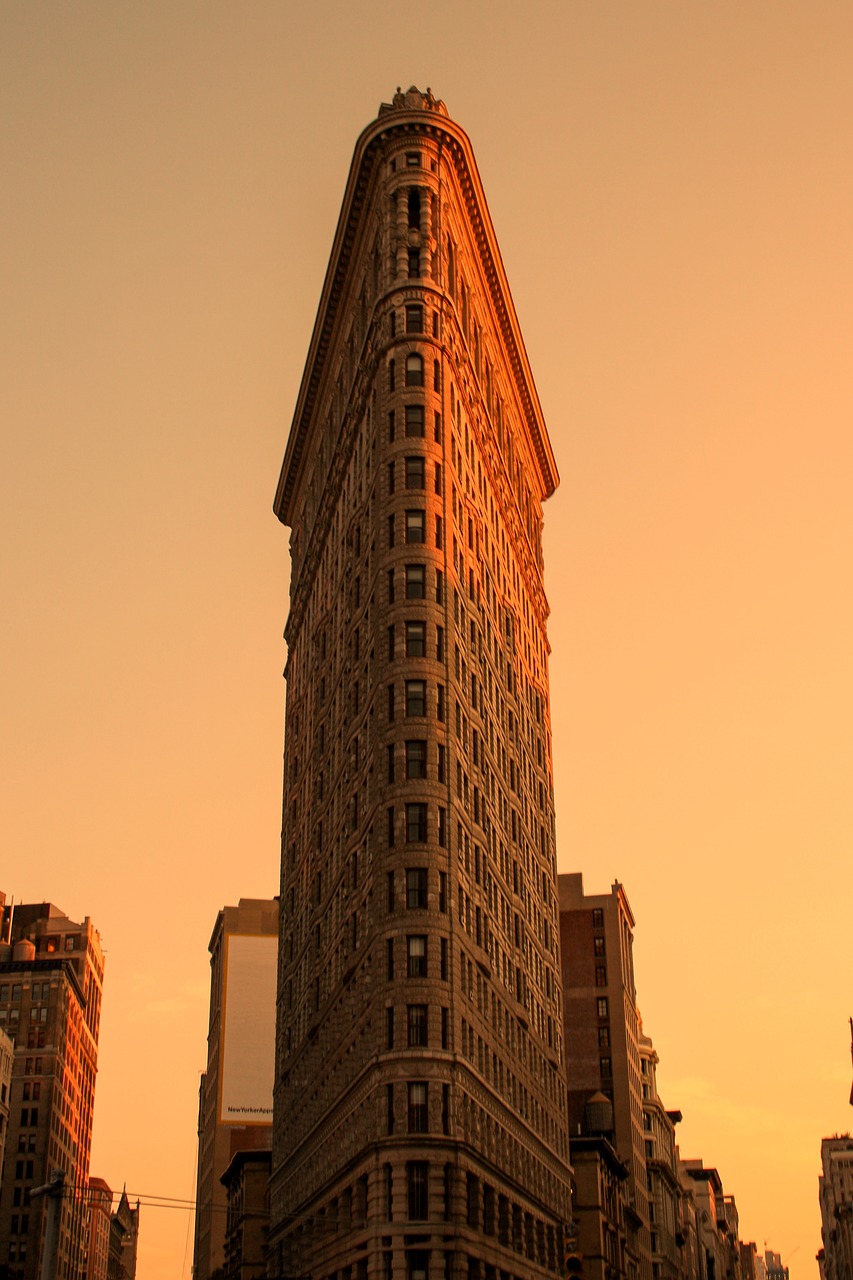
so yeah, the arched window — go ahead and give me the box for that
[405,353,424,386]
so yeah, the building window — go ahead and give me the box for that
[597,997,609,1019]
[408,247,420,278]
[406,621,426,657]
[408,1082,429,1132]
[433,359,441,391]
[408,1004,428,1046]
[387,745,396,783]
[406,564,426,599]
[406,354,424,386]
[600,1056,612,1079]
[594,936,605,956]
[388,624,396,660]
[406,803,428,843]
[389,359,396,392]
[598,1026,610,1049]
[406,455,425,488]
[405,404,425,437]
[595,966,607,987]
[407,935,427,977]
[407,1163,429,1219]
[406,680,426,716]
[408,1250,429,1280]
[434,410,442,442]
[406,740,427,779]
[406,304,423,333]
[406,510,426,543]
[592,908,604,928]
[387,684,395,722]
[387,1082,395,1133]
[386,1006,395,1049]
[406,867,428,908]
[387,938,395,980]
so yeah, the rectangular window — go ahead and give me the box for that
[387,871,396,912]
[387,806,396,848]
[437,683,445,721]
[386,1006,395,1049]
[407,935,427,978]
[434,462,442,494]
[406,455,426,488]
[387,938,395,980]
[405,403,425,438]
[387,745,396,783]
[408,1082,429,1132]
[592,908,604,928]
[408,247,420,278]
[598,1026,610,1048]
[406,509,426,543]
[406,305,423,334]
[406,563,426,599]
[388,514,395,548]
[594,936,605,956]
[437,742,445,782]
[406,803,428,843]
[600,1056,612,1079]
[388,624,396,661]
[438,806,447,848]
[441,1006,449,1048]
[387,1082,395,1133]
[597,997,609,1019]
[406,740,427,779]
[406,620,426,657]
[406,680,426,716]
[389,409,395,442]
[406,866,428,908]
[407,1003,428,1046]
[440,937,448,981]
[434,410,442,442]
[388,568,395,603]
[435,515,443,548]
[407,1162,429,1219]
[595,966,607,987]
[387,683,395,722]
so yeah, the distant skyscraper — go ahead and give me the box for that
[193,898,277,1280]
[0,895,104,1280]
[271,86,572,1278]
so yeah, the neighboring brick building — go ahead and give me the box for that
[559,874,650,1280]
[0,896,104,1280]
[818,1136,853,1280]
[86,1177,114,1280]
[271,86,572,1279]
[193,899,277,1280]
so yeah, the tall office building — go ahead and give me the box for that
[558,874,650,1280]
[271,87,572,1278]
[0,895,104,1280]
[193,898,277,1280]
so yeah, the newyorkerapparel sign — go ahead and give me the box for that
[219,933,276,1125]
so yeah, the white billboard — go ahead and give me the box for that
[219,932,277,1125]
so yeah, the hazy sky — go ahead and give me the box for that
[2,3,851,1276]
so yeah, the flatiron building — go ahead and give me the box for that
[271,87,571,1280]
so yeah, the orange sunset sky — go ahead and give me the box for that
[2,3,851,1276]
